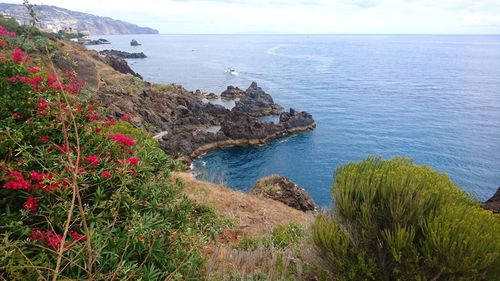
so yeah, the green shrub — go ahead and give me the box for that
[312,157,500,281]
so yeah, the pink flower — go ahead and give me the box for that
[11,112,22,119]
[108,134,136,147]
[84,155,100,166]
[24,196,39,212]
[39,135,49,143]
[101,170,112,179]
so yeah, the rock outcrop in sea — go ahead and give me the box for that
[250,175,318,212]
[99,49,147,59]
[151,82,315,159]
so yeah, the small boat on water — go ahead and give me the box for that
[130,39,141,46]
[225,67,238,76]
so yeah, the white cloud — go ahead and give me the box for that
[2,0,499,33]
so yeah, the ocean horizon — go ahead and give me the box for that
[89,34,500,207]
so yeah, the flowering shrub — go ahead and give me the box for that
[0,25,218,280]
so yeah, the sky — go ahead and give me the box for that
[2,0,500,34]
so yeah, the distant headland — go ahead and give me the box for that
[0,3,159,35]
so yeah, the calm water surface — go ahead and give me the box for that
[89,34,500,207]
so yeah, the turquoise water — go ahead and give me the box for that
[89,35,500,207]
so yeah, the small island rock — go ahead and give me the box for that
[250,175,318,212]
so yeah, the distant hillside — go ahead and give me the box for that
[0,3,158,35]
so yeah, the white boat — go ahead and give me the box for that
[225,67,238,76]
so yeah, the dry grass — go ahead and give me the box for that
[174,172,318,279]
[175,172,313,239]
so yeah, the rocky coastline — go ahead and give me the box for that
[156,82,316,162]
[51,42,317,203]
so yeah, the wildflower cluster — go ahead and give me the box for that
[0,25,212,280]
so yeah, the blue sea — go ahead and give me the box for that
[89,34,500,207]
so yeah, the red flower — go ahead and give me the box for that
[0,40,4,48]
[2,171,30,190]
[24,196,39,212]
[17,75,44,88]
[102,170,112,179]
[86,113,99,120]
[95,127,102,132]
[30,170,47,182]
[39,135,49,143]
[108,134,136,147]
[37,99,50,114]
[12,48,28,64]
[30,228,45,242]
[54,143,72,154]
[118,157,140,165]
[84,155,100,166]
[27,67,40,74]
[47,73,57,86]
[106,117,116,126]
[46,231,64,249]
[70,231,86,242]
[0,25,16,38]
[11,112,22,119]
[120,114,132,121]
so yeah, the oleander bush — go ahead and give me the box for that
[0,25,219,280]
[312,157,500,281]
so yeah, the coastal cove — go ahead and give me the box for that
[88,34,500,207]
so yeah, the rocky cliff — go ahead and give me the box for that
[0,3,158,35]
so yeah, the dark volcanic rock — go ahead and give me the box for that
[221,86,245,99]
[484,187,500,213]
[205,92,218,99]
[232,82,283,116]
[221,111,270,140]
[279,108,315,129]
[159,129,229,156]
[99,49,147,58]
[102,55,143,79]
[82,38,110,45]
[251,175,318,212]
[92,72,313,158]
